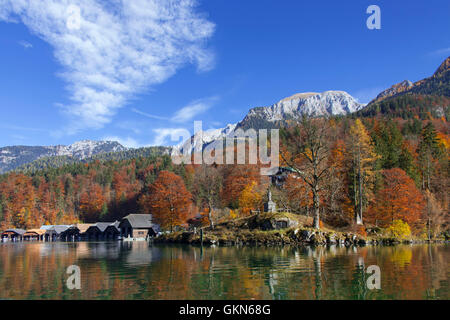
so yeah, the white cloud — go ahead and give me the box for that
[116,121,143,135]
[0,0,215,132]
[132,96,217,123]
[18,40,32,49]
[429,47,450,56]
[171,96,217,122]
[152,128,190,146]
[131,108,169,121]
[104,127,190,148]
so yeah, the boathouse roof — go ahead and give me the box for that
[104,221,120,232]
[46,225,70,235]
[87,222,116,233]
[40,225,54,230]
[96,222,114,232]
[2,229,26,235]
[74,223,94,234]
[120,214,153,228]
[24,229,46,236]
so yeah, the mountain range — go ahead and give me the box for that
[1,56,448,173]
[174,90,365,154]
[371,56,450,104]
[182,57,449,154]
[0,140,126,173]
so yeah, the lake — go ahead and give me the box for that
[0,242,448,300]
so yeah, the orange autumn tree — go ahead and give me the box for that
[238,181,263,215]
[0,173,38,229]
[221,165,260,208]
[367,168,425,228]
[141,171,192,232]
[283,175,312,214]
[280,117,333,229]
[79,183,106,222]
[327,139,353,220]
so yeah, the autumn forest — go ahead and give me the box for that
[0,94,448,240]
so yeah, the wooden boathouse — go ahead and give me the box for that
[1,214,160,242]
[23,229,46,241]
[104,221,120,239]
[45,225,70,241]
[119,214,159,240]
[86,221,120,240]
[1,229,26,241]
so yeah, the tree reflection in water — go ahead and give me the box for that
[0,242,448,300]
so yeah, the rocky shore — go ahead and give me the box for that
[154,212,442,246]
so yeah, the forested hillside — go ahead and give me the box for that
[0,114,448,239]
[16,146,170,174]
[0,140,126,173]
[355,95,450,120]
[1,57,448,238]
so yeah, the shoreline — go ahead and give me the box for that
[154,213,448,247]
[154,230,448,247]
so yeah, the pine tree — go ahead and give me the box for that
[418,122,441,190]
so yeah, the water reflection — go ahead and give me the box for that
[0,242,448,300]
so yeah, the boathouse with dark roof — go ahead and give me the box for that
[1,229,26,241]
[119,214,159,239]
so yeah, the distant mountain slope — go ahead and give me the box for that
[358,57,450,119]
[5,58,448,170]
[237,91,365,130]
[354,94,450,120]
[408,56,450,96]
[0,140,126,173]
[370,56,450,105]
[174,124,237,155]
[174,90,364,154]
[16,146,171,174]
[372,80,414,104]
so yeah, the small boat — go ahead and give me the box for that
[123,236,146,242]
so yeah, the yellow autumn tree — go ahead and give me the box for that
[229,209,238,219]
[386,219,412,240]
[238,181,263,215]
[348,119,379,225]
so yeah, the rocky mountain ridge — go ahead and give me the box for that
[0,140,126,173]
[370,56,450,104]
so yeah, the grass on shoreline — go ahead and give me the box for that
[156,212,444,246]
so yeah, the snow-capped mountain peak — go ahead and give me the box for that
[62,140,126,159]
[174,123,237,154]
[172,90,364,155]
[246,90,365,122]
[200,123,237,144]
[0,140,127,173]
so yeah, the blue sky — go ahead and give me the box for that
[0,0,449,148]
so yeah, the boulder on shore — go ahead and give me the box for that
[250,213,300,231]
